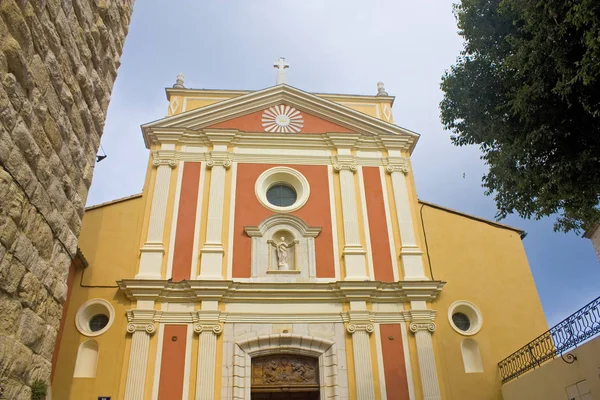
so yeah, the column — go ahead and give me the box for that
[124,322,156,400]
[347,323,375,400]
[334,160,368,280]
[198,151,231,279]
[386,157,427,280]
[409,322,441,400]
[137,156,177,279]
[194,322,223,400]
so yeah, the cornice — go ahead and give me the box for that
[143,85,419,151]
[117,279,445,304]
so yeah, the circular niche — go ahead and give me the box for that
[255,167,310,213]
[448,301,483,336]
[75,299,115,337]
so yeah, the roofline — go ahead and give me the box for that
[165,86,395,105]
[418,200,527,239]
[85,193,143,211]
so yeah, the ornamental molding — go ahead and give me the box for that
[151,151,178,168]
[332,155,358,173]
[385,157,410,175]
[245,214,322,238]
[127,322,157,335]
[333,163,358,172]
[193,323,223,335]
[125,309,158,335]
[118,279,445,304]
[347,323,374,335]
[206,151,232,169]
[409,322,436,333]
[408,308,437,334]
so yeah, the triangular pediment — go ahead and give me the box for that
[142,84,419,149]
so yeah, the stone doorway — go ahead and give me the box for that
[250,355,320,400]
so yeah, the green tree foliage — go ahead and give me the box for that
[440,0,600,232]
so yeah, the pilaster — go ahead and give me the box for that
[408,307,441,400]
[346,300,376,400]
[385,154,427,280]
[346,322,375,399]
[137,152,178,279]
[198,131,235,279]
[332,143,368,280]
[194,307,223,400]
[124,310,157,400]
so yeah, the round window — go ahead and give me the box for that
[452,312,471,332]
[448,301,483,336]
[266,184,297,207]
[75,299,115,337]
[89,314,109,332]
[255,167,310,213]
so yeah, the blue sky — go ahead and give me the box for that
[87,1,599,327]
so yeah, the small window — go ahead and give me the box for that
[89,314,109,332]
[266,184,297,207]
[452,312,471,332]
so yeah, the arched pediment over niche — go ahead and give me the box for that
[244,214,322,281]
[245,214,322,238]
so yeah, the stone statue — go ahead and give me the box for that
[276,237,290,270]
[173,73,185,88]
[376,81,388,96]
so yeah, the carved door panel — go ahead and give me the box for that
[251,392,319,400]
[251,354,320,398]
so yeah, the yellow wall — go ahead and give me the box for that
[420,203,548,400]
[501,336,600,400]
[52,196,144,398]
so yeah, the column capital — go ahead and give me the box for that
[152,150,178,168]
[206,152,232,169]
[347,323,374,335]
[193,323,223,335]
[127,322,157,335]
[409,322,436,333]
[333,162,358,173]
[385,157,410,175]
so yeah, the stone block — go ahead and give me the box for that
[0,252,26,294]
[18,272,46,310]
[0,294,23,334]
[16,308,46,350]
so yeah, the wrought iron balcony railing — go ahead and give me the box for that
[498,295,600,383]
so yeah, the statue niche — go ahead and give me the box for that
[244,214,321,280]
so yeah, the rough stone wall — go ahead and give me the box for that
[0,0,134,398]
[589,226,600,262]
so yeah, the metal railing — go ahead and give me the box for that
[498,295,600,383]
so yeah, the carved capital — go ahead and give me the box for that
[206,153,232,169]
[333,163,358,173]
[152,158,178,168]
[127,323,156,335]
[385,163,409,175]
[347,323,374,335]
[409,322,436,333]
[193,323,223,335]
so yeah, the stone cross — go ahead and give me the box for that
[274,57,289,85]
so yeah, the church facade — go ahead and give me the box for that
[51,66,548,399]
